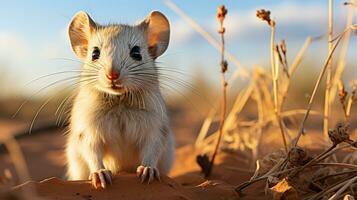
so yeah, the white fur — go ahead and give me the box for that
[66,16,174,180]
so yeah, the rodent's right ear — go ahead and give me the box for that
[68,11,97,60]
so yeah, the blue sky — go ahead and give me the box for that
[0,0,356,96]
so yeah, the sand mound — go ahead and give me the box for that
[12,174,197,200]
[3,145,270,200]
[10,174,246,200]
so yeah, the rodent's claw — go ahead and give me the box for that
[136,165,160,184]
[89,169,112,189]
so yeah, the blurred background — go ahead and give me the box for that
[0,0,357,184]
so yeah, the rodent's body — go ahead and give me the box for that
[66,86,174,179]
[64,11,174,188]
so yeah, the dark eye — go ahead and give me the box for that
[92,47,100,61]
[130,46,142,61]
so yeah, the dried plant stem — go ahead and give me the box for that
[330,6,354,102]
[208,72,227,176]
[236,159,292,192]
[195,69,241,148]
[290,37,314,75]
[323,0,334,138]
[345,100,353,121]
[208,6,228,177]
[280,37,313,108]
[289,144,337,177]
[164,0,249,77]
[345,88,356,121]
[3,138,30,183]
[328,175,357,200]
[307,173,357,200]
[293,32,344,147]
[195,108,216,147]
[236,140,356,193]
[197,83,253,149]
[235,159,357,193]
[315,162,357,169]
[318,143,353,161]
[270,21,288,152]
[313,169,357,182]
[290,143,356,177]
[2,136,38,199]
[252,80,264,162]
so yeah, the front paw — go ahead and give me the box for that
[136,165,160,183]
[89,169,112,189]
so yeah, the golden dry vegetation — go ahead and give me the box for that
[1,1,357,200]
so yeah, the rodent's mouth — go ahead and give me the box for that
[110,84,124,90]
[95,84,126,96]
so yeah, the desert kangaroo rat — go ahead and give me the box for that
[65,10,174,189]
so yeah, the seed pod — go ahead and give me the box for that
[221,60,228,73]
[256,9,272,26]
[217,5,227,23]
[328,122,353,146]
[288,147,311,167]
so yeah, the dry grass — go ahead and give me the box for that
[0,134,41,199]
[196,5,229,178]
[323,0,334,138]
[165,2,357,199]
[1,2,357,200]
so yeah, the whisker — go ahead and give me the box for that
[127,71,197,93]
[51,57,102,71]
[55,92,75,126]
[24,70,98,86]
[13,74,98,118]
[29,78,97,133]
[127,73,210,111]
[128,76,192,104]
[56,78,98,126]
[127,60,154,71]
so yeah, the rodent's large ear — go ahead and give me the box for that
[68,11,97,60]
[140,11,170,59]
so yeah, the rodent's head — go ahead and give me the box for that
[68,11,170,96]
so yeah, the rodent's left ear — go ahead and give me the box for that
[68,11,97,60]
[140,11,170,59]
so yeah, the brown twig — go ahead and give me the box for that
[306,173,357,200]
[288,144,337,177]
[292,30,345,147]
[313,169,357,183]
[328,175,357,200]
[257,9,288,152]
[291,122,354,177]
[318,143,355,162]
[235,159,293,192]
[164,0,249,77]
[199,5,228,178]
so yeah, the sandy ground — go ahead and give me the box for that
[0,108,203,182]
[3,144,266,200]
[1,118,354,199]
[0,118,270,200]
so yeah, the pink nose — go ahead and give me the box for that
[106,71,119,81]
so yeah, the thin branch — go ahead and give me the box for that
[293,31,345,147]
[164,0,249,77]
[206,5,229,178]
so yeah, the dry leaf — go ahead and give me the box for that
[270,178,299,200]
[259,149,286,175]
[344,194,355,200]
